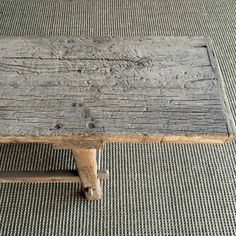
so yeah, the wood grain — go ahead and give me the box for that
[52,140,104,149]
[0,36,235,144]
[0,170,109,183]
[72,148,102,200]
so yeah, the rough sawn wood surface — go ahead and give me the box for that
[0,36,235,144]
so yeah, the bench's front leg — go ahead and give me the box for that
[72,148,102,200]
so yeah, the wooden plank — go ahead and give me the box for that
[0,36,235,143]
[0,170,109,183]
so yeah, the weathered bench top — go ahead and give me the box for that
[0,36,235,144]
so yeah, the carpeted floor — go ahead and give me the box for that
[0,0,236,235]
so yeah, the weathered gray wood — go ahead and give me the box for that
[0,36,235,143]
[0,170,109,183]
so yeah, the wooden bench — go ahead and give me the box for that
[0,36,235,200]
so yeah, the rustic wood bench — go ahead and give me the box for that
[0,36,235,200]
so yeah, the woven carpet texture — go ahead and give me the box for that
[0,0,236,235]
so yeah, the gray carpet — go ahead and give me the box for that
[0,0,236,235]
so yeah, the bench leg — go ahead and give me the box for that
[72,148,102,200]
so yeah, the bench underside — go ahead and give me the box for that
[0,134,234,145]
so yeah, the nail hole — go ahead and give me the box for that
[55,123,63,130]
[87,122,95,129]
